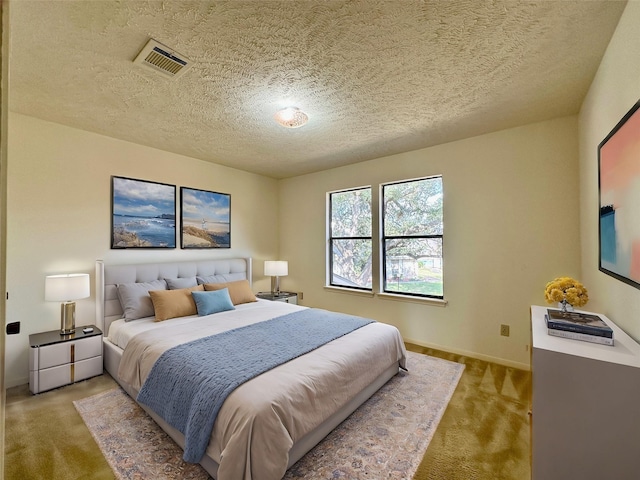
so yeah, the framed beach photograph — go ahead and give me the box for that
[180,187,231,249]
[111,176,176,249]
[598,99,640,290]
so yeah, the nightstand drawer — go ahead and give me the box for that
[33,355,103,393]
[75,355,103,382]
[32,363,70,392]
[36,335,102,370]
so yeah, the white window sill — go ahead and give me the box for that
[324,286,374,297]
[376,292,448,306]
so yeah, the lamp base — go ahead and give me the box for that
[270,276,281,296]
[60,301,76,335]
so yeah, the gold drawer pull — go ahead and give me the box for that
[70,344,75,382]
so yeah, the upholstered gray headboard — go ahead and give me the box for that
[95,258,252,335]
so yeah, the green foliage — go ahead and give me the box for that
[332,239,372,288]
[331,188,371,237]
[385,280,443,296]
[331,188,373,288]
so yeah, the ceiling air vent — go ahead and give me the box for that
[133,39,193,79]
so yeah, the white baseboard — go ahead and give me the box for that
[404,337,531,371]
[6,375,29,389]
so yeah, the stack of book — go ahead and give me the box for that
[545,309,614,345]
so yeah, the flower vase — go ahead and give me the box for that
[558,299,574,313]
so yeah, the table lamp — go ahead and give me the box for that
[264,261,288,296]
[45,273,90,335]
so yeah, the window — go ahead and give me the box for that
[382,176,443,298]
[329,187,372,290]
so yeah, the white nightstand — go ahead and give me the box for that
[256,292,298,304]
[29,326,103,394]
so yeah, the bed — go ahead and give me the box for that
[96,257,407,480]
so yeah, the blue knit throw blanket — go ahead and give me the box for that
[136,308,374,463]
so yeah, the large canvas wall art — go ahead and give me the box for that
[111,176,176,249]
[180,187,231,249]
[598,99,640,290]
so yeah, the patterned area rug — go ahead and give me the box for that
[73,351,464,480]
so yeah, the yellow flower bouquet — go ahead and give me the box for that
[544,277,588,311]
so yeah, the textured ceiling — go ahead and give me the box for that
[9,1,627,179]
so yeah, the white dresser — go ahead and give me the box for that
[29,326,103,394]
[530,305,640,480]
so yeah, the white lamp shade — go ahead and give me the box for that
[45,273,90,302]
[264,261,288,277]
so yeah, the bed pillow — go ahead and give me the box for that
[165,277,198,290]
[192,289,235,316]
[204,280,257,305]
[196,274,219,285]
[117,279,167,321]
[149,285,204,322]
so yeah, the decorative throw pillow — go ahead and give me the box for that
[149,285,204,322]
[117,279,167,321]
[192,289,235,316]
[196,274,224,285]
[165,277,198,290]
[203,279,257,305]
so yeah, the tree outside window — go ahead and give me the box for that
[329,187,372,290]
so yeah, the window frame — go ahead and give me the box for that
[328,186,373,291]
[380,176,444,300]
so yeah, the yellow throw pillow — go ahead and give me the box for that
[203,280,257,305]
[149,285,204,321]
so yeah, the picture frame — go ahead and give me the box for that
[180,187,231,249]
[111,176,176,249]
[598,99,640,290]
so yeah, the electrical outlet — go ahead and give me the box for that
[6,321,20,335]
[500,324,510,337]
[298,292,303,300]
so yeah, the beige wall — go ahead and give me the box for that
[279,116,581,369]
[4,113,280,387]
[579,1,640,340]
[4,112,583,384]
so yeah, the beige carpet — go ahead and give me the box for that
[74,351,464,479]
[5,346,531,479]
[409,344,532,480]
[4,374,116,480]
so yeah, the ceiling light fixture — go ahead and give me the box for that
[274,107,308,128]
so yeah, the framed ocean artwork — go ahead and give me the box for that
[111,176,176,249]
[180,187,231,249]
[598,99,640,289]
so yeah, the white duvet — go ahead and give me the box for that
[115,300,407,480]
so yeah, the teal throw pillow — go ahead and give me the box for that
[192,288,235,316]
